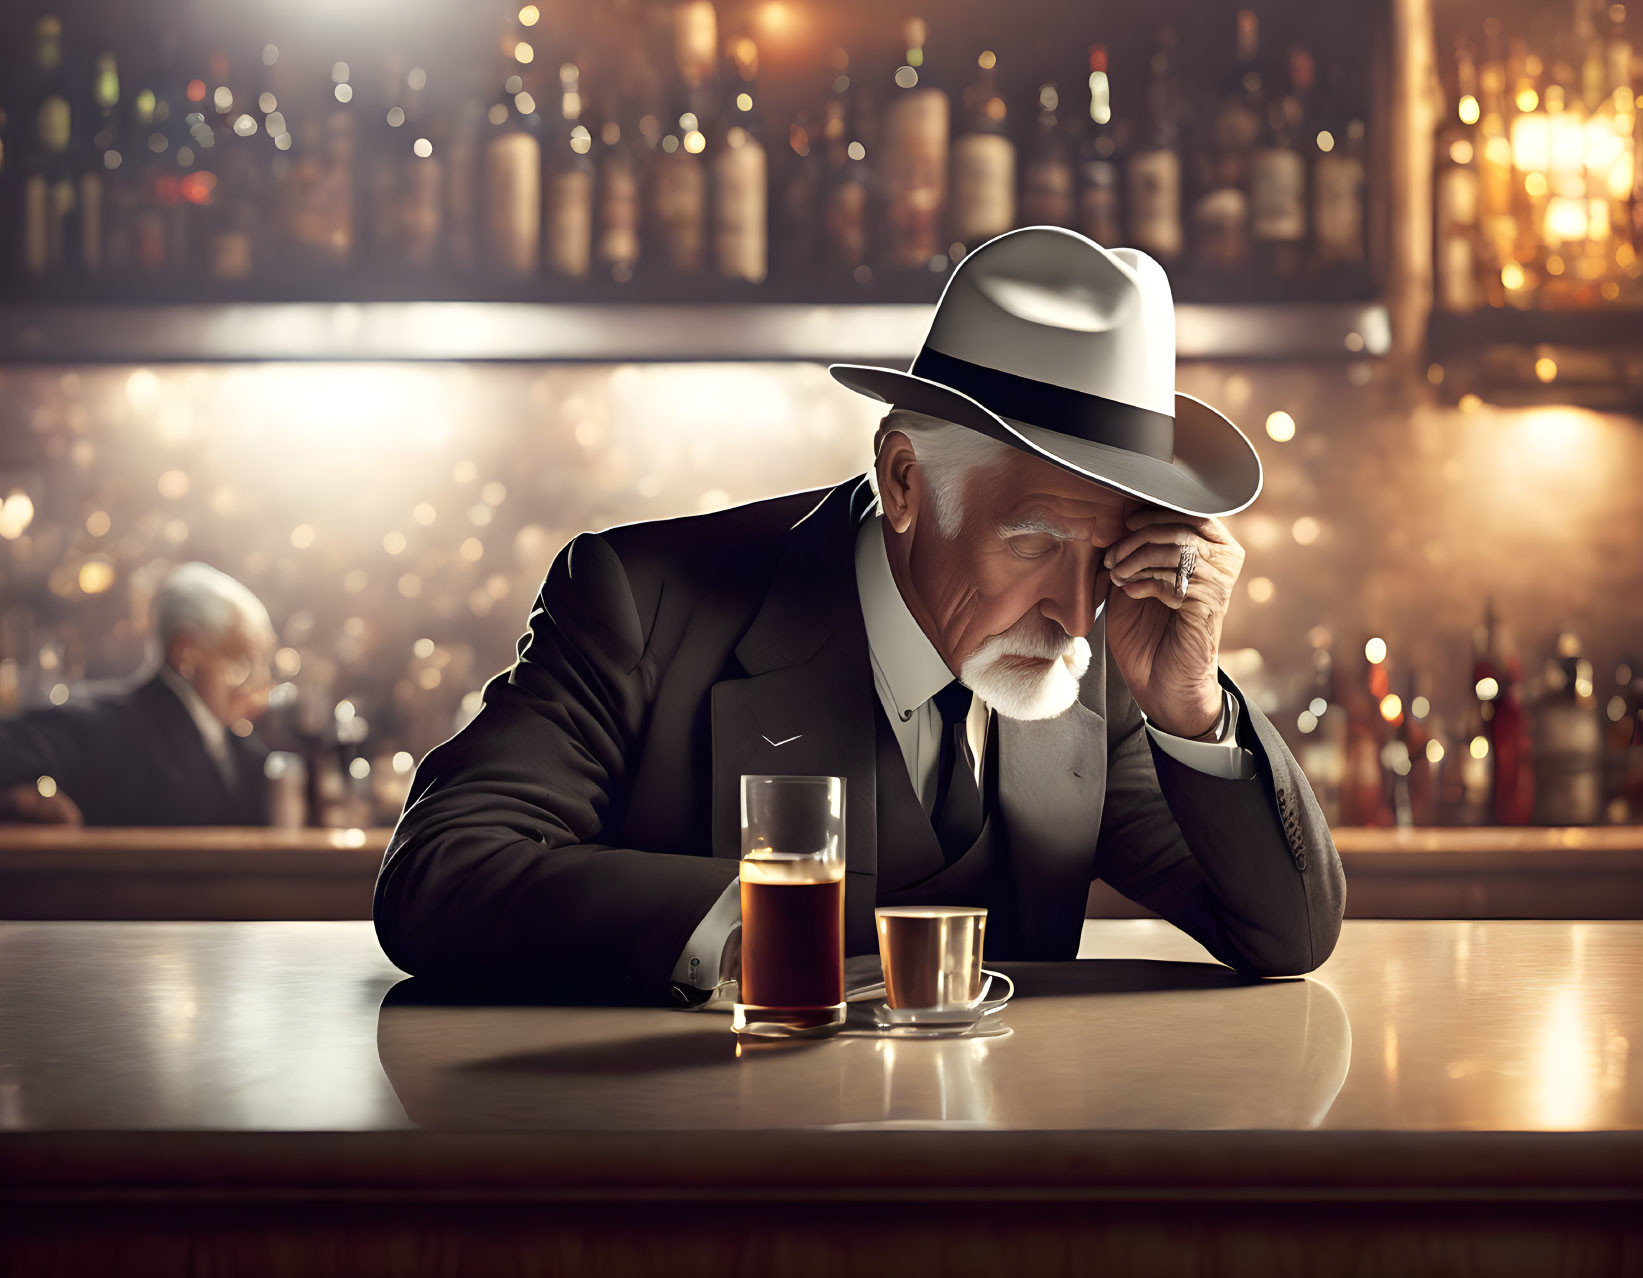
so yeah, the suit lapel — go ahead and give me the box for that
[711,475,883,953]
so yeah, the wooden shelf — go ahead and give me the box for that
[0,299,1392,365]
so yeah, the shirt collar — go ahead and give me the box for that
[853,505,958,721]
[156,662,229,756]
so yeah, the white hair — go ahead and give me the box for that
[869,408,1016,537]
[151,562,273,656]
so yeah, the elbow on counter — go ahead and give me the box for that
[1231,870,1348,979]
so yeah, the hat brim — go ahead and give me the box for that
[828,363,1263,519]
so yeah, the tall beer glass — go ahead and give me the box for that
[732,774,847,1038]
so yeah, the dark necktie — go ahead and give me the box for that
[931,680,984,861]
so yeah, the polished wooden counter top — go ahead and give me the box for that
[2,918,1639,1203]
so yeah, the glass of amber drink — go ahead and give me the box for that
[732,774,847,1039]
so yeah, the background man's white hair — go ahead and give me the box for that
[151,562,274,659]
[869,408,1016,537]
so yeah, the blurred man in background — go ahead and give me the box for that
[0,562,277,826]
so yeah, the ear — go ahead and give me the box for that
[876,430,921,536]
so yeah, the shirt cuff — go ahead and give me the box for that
[669,878,742,1003]
[1141,686,1257,781]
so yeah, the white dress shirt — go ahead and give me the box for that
[672,503,1256,997]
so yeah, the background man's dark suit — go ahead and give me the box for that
[376,474,1345,1002]
[0,674,269,826]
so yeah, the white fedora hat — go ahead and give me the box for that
[829,225,1263,518]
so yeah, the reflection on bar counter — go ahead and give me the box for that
[1,361,1640,830]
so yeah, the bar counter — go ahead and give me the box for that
[4,824,1642,919]
[1,918,1638,1276]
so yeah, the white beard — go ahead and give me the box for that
[959,618,1092,721]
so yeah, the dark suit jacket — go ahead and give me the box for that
[0,673,270,826]
[375,474,1346,1003]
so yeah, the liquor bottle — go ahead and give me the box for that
[1531,630,1603,825]
[398,63,444,273]
[21,16,80,278]
[1075,45,1121,249]
[880,16,949,272]
[1295,639,1346,826]
[440,73,484,275]
[1459,599,1501,825]
[1604,656,1643,822]
[1341,642,1392,826]
[1019,80,1074,228]
[93,47,140,277]
[711,34,767,283]
[1191,9,1264,284]
[543,56,595,280]
[776,101,821,284]
[281,49,360,273]
[1249,44,1308,286]
[365,53,410,274]
[78,48,123,276]
[1388,669,1435,825]
[950,47,1014,251]
[1475,18,1515,302]
[125,36,187,278]
[1309,59,1370,291]
[649,0,714,279]
[1125,26,1183,264]
[593,57,645,283]
[1491,624,1532,824]
[818,51,879,281]
[1435,38,1483,312]
[481,58,542,279]
[200,47,260,283]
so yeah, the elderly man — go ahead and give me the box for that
[376,227,1345,1004]
[0,562,277,826]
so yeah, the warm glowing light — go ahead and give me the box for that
[275,647,301,677]
[1459,94,1479,124]
[1365,637,1387,664]
[1458,392,1482,412]
[393,751,415,773]
[412,502,436,526]
[187,79,205,102]
[518,4,540,24]
[1476,676,1500,700]
[290,523,317,549]
[1426,739,1445,764]
[514,41,534,64]
[683,129,705,153]
[460,537,485,562]
[0,491,36,540]
[157,469,191,499]
[1411,696,1430,719]
[1265,410,1296,441]
[398,573,422,598]
[86,510,111,536]
[480,481,507,506]
[1516,87,1539,112]
[1449,138,1473,165]
[1469,735,1490,759]
[978,50,997,70]
[1246,576,1275,603]
[383,530,407,555]
[1535,357,1558,382]
[1379,693,1403,722]
[1501,261,1526,290]
[349,757,371,780]
[37,775,60,797]
[413,137,432,158]
[1297,710,1318,733]
[895,66,919,89]
[334,84,353,104]
[78,557,116,594]
[1315,129,1334,152]
[1291,516,1320,545]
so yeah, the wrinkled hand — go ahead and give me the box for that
[0,782,86,825]
[1102,504,1245,738]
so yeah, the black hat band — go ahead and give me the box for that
[909,347,1176,463]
